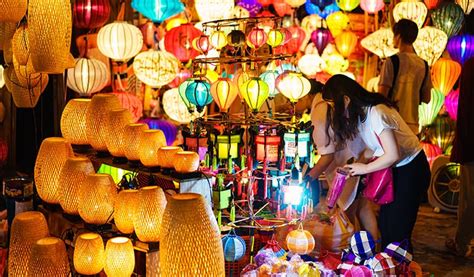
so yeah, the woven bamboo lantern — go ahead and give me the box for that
[73,0,111,29]
[0,22,16,51]
[413,27,448,66]
[73,233,105,275]
[12,23,30,68]
[393,1,428,29]
[9,211,49,276]
[34,137,74,204]
[335,30,358,58]
[104,237,135,277]
[210,78,239,112]
[79,173,117,225]
[98,21,143,61]
[3,66,49,108]
[0,0,27,23]
[174,151,200,173]
[157,146,182,168]
[123,123,149,161]
[67,58,109,96]
[431,58,462,95]
[160,193,224,276]
[28,237,70,276]
[132,50,180,88]
[138,130,167,167]
[134,186,167,242]
[85,93,121,152]
[61,99,90,145]
[114,190,139,234]
[104,108,133,158]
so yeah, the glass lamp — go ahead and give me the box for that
[104,237,135,277]
[78,173,117,225]
[114,190,139,234]
[138,129,167,167]
[28,237,70,276]
[104,108,134,159]
[134,186,167,242]
[97,21,143,61]
[74,232,105,275]
[61,99,90,145]
[123,123,149,162]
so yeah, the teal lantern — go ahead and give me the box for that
[178,78,197,112]
[131,0,185,23]
[284,132,311,159]
[185,79,213,112]
[222,230,246,262]
[431,3,465,38]
[260,70,280,99]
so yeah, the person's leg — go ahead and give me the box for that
[357,198,379,241]
[455,162,474,253]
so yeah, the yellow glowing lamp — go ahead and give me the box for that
[393,1,428,29]
[323,52,349,75]
[336,0,361,12]
[239,77,270,113]
[194,68,219,84]
[276,71,311,103]
[166,17,188,31]
[210,30,228,50]
[335,31,358,58]
[104,237,135,277]
[326,12,350,38]
[267,29,285,47]
[285,0,306,8]
[431,58,462,96]
[413,26,448,66]
[210,77,239,112]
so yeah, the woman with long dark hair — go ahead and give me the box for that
[322,74,431,250]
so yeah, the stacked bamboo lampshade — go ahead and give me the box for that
[8,211,49,276]
[104,108,134,158]
[138,129,167,167]
[104,237,135,277]
[73,232,105,275]
[123,123,149,161]
[174,151,200,173]
[78,173,117,225]
[58,157,94,215]
[114,190,139,234]
[134,186,167,242]
[0,22,16,51]
[157,146,182,168]
[60,99,91,145]
[34,137,74,204]
[3,66,49,108]
[85,93,121,152]
[27,237,70,276]
[160,193,225,276]
[0,0,27,23]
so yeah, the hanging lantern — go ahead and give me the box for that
[431,58,461,96]
[131,0,184,23]
[285,26,307,54]
[267,29,284,47]
[79,173,117,225]
[97,21,143,61]
[174,151,201,173]
[237,0,262,16]
[360,0,384,13]
[361,28,398,59]
[74,233,105,276]
[431,3,465,38]
[240,77,270,113]
[194,68,219,83]
[227,30,247,48]
[276,72,311,103]
[335,30,358,58]
[66,58,108,96]
[169,68,192,88]
[419,89,445,127]
[164,24,203,62]
[305,0,339,18]
[311,29,332,55]
[284,131,311,158]
[336,0,360,12]
[163,88,204,124]
[0,0,27,23]
[286,224,315,255]
[179,78,198,112]
[301,15,326,35]
[260,70,280,99]
[193,35,213,55]
[222,231,246,262]
[393,1,428,29]
[61,99,90,146]
[298,54,325,77]
[413,27,447,66]
[123,123,149,161]
[211,134,241,160]
[421,141,442,166]
[210,30,229,50]
[195,0,235,21]
[133,49,180,88]
[323,52,349,75]
[326,11,350,37]
[185,79,213,113]
[112,91,144,123]
[447,34,474,65]
[256,134,281,162]
[134,186,167,242]
[456,0,473,14]
[138,130,167,167]
[234,70,258,92]
[210,78,239,112]
[429,115,456,154]
[259,0,274,7]
[273,0,293,16]
[104,237,135,277]
[247,27,268,49]
[424,0,439,10]
[285,0,306,7]
[73,0,110,29]
[445,88,459,121]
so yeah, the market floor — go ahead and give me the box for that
[413,205,474,276]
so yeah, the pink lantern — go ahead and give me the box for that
[421,141,442,166]
[112,92,143,122]
[247,27,268,49]
[445,88,459,121]
[360,0,384,14]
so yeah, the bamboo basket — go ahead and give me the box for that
[104,108,133,157]
[12,23,29,67]
[73,233,105,275]
[78,173,117,225]
[134,186,167,242]
[60,99,91,145]
[114,190,139,234]
[0,0,27,23]
[138,129,167,167]
[3,66,49,108]
[0,22,16,51]
[104,237,135,277]
[123,123,149,161]
[27,237,70,276]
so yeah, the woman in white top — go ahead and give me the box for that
[321,74,431,251]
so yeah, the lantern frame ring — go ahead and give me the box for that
[201,16,284,30]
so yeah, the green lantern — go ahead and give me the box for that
[431,2,465,38]
[429,115,456,154]
[240,77,269,113]
[419,89,445,128]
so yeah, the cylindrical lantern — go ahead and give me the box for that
[160,193,225,276]
[134,186,167,242]
[447,34,474,65]
[67,58,108,96]
[360,0,384,13]
[132,49,179,88]
[78,173,117,225]
[58,157,94,215]
[419,89,445,127]
[86,93,121,152]
[8,211,49,277]
[104,237,135,277]
[240,77,270,113]
[195,0,235,22]
[222,231,246,262]
[28,237,70,276]
[210,30,228,50]
[174,151,201,173]
[34,137,74,204]
[212,134,241,159]
[336,0,360,11]
[138,130,167,167]
[0,0,27,23]
[431,58,462,95]
[114,190,139,234]
[335,30,358,58]
[185,79,213,113]
[61,99,90,145]
[431,3,465,38]
[123,123,149,161]
[210,78,239,112]
[140,118,178,146]
[259,70,279,99]
[132,0,184,22]
[73,0,110,29]
[112,91,144,123]
[421,141,442,166]
[267,29,284,47]
[247,27,268,49]
[393,1,428,29]
[326,11,350,37]
[104,108,133,158]
[445,88,459,121]
[256,135,281,162]
[164,24,203,62]
[157,146,183,168]
[74,233,105,275]
[97,21,143,61]
[276,71,311,103]
[286,224,315,254]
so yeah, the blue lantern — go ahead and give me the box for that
[185,79,213,112]
[222,230,246,262]
[131,0,185,23]
[305,1,340,19]
[310,0,334,9]
[447,34,474,65]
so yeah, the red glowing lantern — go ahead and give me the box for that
[431,58,462,96]
[424,0,439,9]
[258,0,274,7]
[421,141,442,167]
[256,135,281,162]
[112,92,143,123]
[247,27,268,49]
[164,24,203,62]
[285,26,307,54]
[273,0,292,16]
[192,35,213,55]
[73,0,111,29]
[0,139,7,164]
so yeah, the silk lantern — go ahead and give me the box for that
[79,173,117,225]
[61,99,90,145]
[326,11,349,37]
[285,26,307,54]
[112,91,143,123]
[210,30,228,50]
[170,68,192,88]
[114,190,138,234]
[104,109,133,158]
[133,49,179,88]
[336,0,360,11]
[431,3,464,38]
[335,31,358,58]
[445,88,459,121]
[424,0,439,10]
[447,35,474,65]
[276,72,311,103]
[393,1,428,29]
[73,0,111,29]
[185,79,213,112]
[323,52,350,75]
[138,130,167,167]
[123,123,149,161]
[34,137,74,204]
[260,70,280,98]
[28,237,70,276]
[419,89,445,127]
[314,2,340,19]
[259,0,274,6]
[179,78,198,112]
[360,27,398,59]
[274,0,293,16]
[164,24,203,62]
[311,29,332,55]
[267,29,285,47]
[429,115,456,153]
[211,78,239,112]
[195,0,235,21]
[97,21,143,61]
[456,0,473,14]
[301,14,326,34]
[134,186,167,242]
[285,0,306,7]
[237,0,262,16]
[286,224,316,255]
[222,231,246,262]
[163,88,205,124]
[421,141,442,166]
[67,58,109,96]
[247,27,268,49]
[240,77,270,113]
[413,27,447,66]
[431,58,461,96]
[74,233,105,275]
[193,35,213,55]
[298,54,325,77]
[104,237,135,277]
[131,0,184,23]
[360,0,384,13]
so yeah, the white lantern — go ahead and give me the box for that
[285,0,306,8]
[456,0,474,14]
[194,0,234,22]
[0,65,4,88]
[393,1,428,29]
[413,26,448,66]
[162,88,205,124]
[133,50,179,88]
[360,28,398,59]
[298,54,325,77]
[322,52,349,75]
[67,58,109,96]
[98,21,143,61]
[301,15,326,35]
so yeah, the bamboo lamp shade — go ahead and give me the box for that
[104,237,135,277]
[132,49,180,88]
[157,146,182,168]
[85,93,122,152]
[28,0,75,73]
[60,99,91,145]
[0,0,27,23]
[34,137,74,204]
[114,190,139,234]
[73,232,105,275]
[123,123,149,161]
[138,129,167,167]
[28,237,70,277]
[0,22,16,51]
[9,211,49,276]
[12,23,30,68]
[174,151,200,173]
[160,193,225,276]
[98,21,143,61]
[78,173,117,225]
[73,0,111,29]
[104,108,134,158]
[58,157,95,215]
[3,66,49,108]
[67,58,109,96]
[134,186,167,242]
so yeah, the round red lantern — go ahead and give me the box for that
[247,27,268,49]
[192,35,213,55]
[73,0,111,29]
[285,26,307,54]
[421,141,442,167]
[164,24,203,62]
[112,92,143,123]
[0,139,7,164]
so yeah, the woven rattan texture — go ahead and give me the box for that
[104,109,133,157]
[134,186,167,242]
[123,123,149,161]
[73,233,105,275]
[61,99,91,145]
[114,190,138,234]
[28,237,70,276]
[78,174,117,225]
[85,94,121,151]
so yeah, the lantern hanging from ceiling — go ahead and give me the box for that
[393,1,428,29]
[240,77,270,113]
[195,0,235,21]
[131,0,184,23]
[360,0,384,13]
[164,24,203,62]
[227,30,247,48]
[336,0,360,11]
[285,0,306,8]
[61,99,90,145]
[311,29,332,55]
[234,70,258,93]
[134,186,167,242]
[335,30,358,58]
[169,68,192,88]
[179,78,198,112]
[112,91,143,123]
[326,11,350,37]
[305,1,340,19]
[298,54,325,77]
[276,72,311,103]
[222,231,246,262]
[323,52,349,75]
[260,70,280,99]
[256,133,281,162]
[267,29,285,47]
[194,68,219,83]
[311,0,334,9]
[78,173,117,225]
[286,224,316,255]
[73,0,111,29]
[431,3,465,38]
[431,58,461,96]
[73,233,105,276]
[97,21,143,61]
[419,89,445,127]
[445,88,459,121]
[285,26,307,54]
[165,88,204,123]
[301,15,326,35]
[210,78,239,112]
[456,0,473,14]
[133,50,180,88]
[104,237,135,277]
[273,0,293,16]
[193,35,213,55]
[123,123,149,161]
[421,141,442,166]
[138,130,167,167]
[447,34,474,65]
[360,28,398,59]
[237,0,263,16]
[429,115,456,154]
[185,79,213,112]
[424,0,439,10]
[104,108,133,158]
[413,27,447,66]
[258,0,274,7]
[247,27,268,49]
[66,58,109,96]
[210,30,228,50]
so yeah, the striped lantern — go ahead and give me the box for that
[285,224,315,255]
[221,230,246,262]
[431,58,462,95]
[367,252,397,276]
[73,0,111,29]
[428,115,456,154]
[97,21,143,61]
[131,0,184,23]
[350,231,376,263]
[67,58,109,97]
[210,78,239,112]
[419,89,445,127]
[393,1,428,29]
[431,2,465,38]
[445,88,459,121]
[447,34,474,65]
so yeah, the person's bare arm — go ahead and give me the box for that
[307,153,335,180]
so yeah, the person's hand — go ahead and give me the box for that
[344,162,369,176]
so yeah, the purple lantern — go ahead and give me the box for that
[447,34,474,65]
[139,118,178,146]
[311,29,332,55]
[237,0,262,16]
[445,88,459,121]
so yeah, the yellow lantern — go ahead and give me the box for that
[456,0,473,14]
[336,0,361,12]
[86,93,121,152]
[138,130,167,167]
[104,108,133,158]
[157,146,182,168]
[166,17,187,31]
[323,52,349,75]
[298,54,325,77]
[67,58,109,96]
[28,237,70,276]
[78,173,117,225]
[74,233,105,275]
[104,237,135,277]
[301,15,326,35]
[239,77,270,113]
[234,69,258,94]
[285,0,306,8]
[133,49,180,88]
[360,28,398,59]
[134,186,167,242]
[210,30,228,50]
[326,11,350,37]
[413,26,448,66]
[195,0,234,22]
[286,224,316,255]
[276,71,311,103]
[210,77,239,112]
[393,1,428,29]
[431,58,462,96]
[267,29,285,47]
[98,21,143,61]
[123,123,150,161]
[61,99,90,145]
[335,31,358,58]
[194,68,219,83]
[114,190,138,234]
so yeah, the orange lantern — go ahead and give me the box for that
[247,27,268,49]
[421,141,442,167]
[210,78,239,112]
[335,31,358,58]
[285,26,307,54]
[286,224,315,255]
[431,58,462,95]
[424,0,439,9]
[273,0,292,17]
